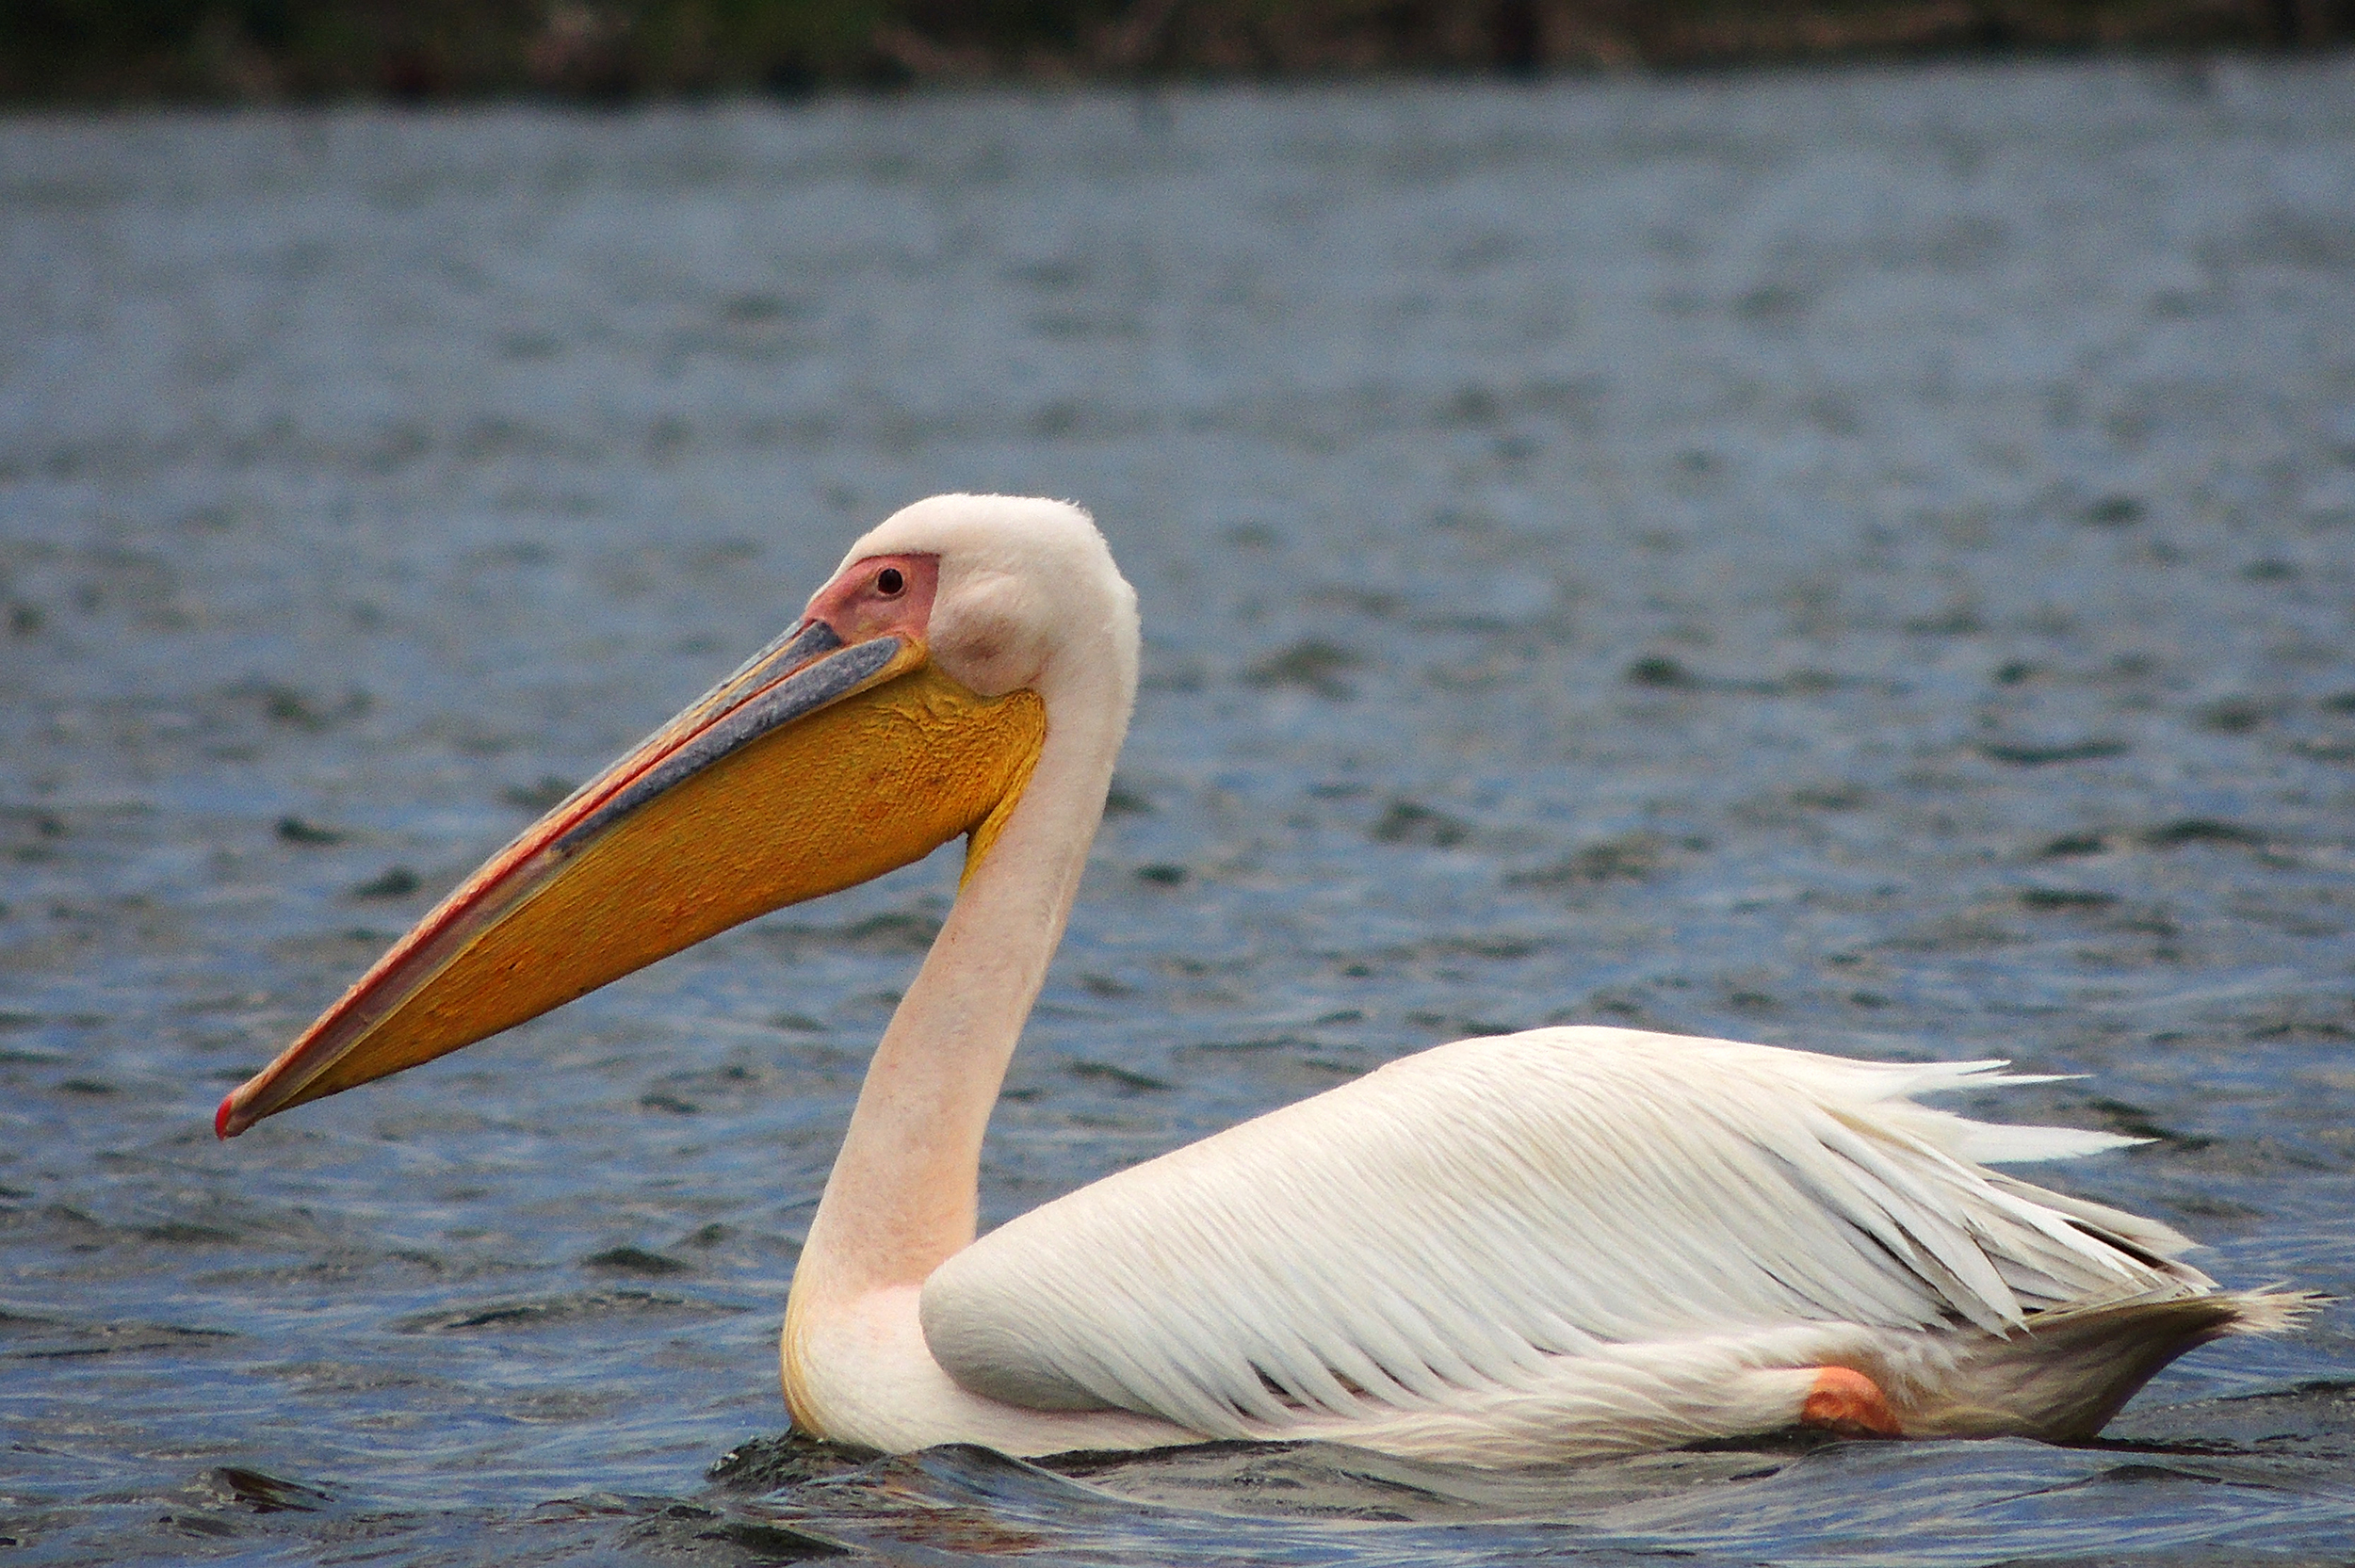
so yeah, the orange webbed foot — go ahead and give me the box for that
[1798,1366,1901,1437]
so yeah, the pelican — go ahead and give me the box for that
[220,494,2304,1465]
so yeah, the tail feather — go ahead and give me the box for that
[1903,1288,2319,1442]
[2202,1286,2323,1337]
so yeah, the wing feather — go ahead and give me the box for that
[919,1026,2203,1437]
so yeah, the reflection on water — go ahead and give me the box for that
[5,56,2354,1566]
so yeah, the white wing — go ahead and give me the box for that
[919,1026,2207,1437]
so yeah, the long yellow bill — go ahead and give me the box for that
[218,626,1044,1137]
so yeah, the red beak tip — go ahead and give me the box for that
[214,1094,237,1140]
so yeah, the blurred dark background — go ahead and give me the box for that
[3,0,2350,104]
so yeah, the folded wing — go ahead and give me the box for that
[919,1026,2208,1437]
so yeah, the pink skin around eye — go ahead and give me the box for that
[802,553,940,647]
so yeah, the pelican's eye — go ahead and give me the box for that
[875,567,905,596]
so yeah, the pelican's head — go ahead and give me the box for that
[218,493,1136,1137]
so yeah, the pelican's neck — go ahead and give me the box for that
[791,656,1130,1313]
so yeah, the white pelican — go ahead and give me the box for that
[220,493,2305,1466]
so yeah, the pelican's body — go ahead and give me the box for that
[223,495,2303,1466]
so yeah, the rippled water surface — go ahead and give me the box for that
[6,59,2355,1566]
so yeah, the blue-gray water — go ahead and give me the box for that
[5,57,2354,1566]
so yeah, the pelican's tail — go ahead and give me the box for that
[1904,1287,2320,1442]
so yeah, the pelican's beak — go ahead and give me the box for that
[218,612,1044,1137]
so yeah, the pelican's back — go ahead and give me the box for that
[920,1026,2292,1458]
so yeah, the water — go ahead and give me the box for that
[5,57,2353,1566]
